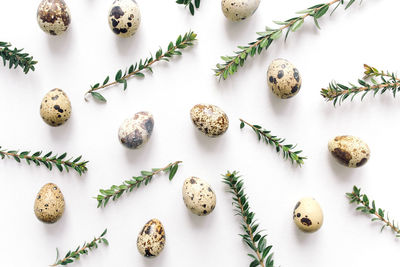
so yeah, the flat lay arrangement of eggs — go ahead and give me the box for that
[1,1,396,267]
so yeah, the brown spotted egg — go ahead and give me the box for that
[267,58,302,99]
[40,89,71,127]
[221,0,260,21]
[37,0,71,35]
[328,135,370,168]
[293,197,323,233]
[190,104,229,137]
[182,177,216,216]
[137,219,166,257]
[108,0,141,38]
[118,111,154,149]
[34,183,65,224]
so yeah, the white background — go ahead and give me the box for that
[0,0,399,266]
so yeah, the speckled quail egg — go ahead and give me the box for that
[293,197,323,233]
[108,0,141,37]
[221,0,260,21]
[34,183,65,223]
[118,111,154,149]
[190,104,229,137]
[137,219,166,257]
[267,58,302,99]
[182,177,217,216]
[328,135,370,168]
[40,88,71,127]
[37,0,71,35]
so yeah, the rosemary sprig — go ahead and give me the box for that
[0,41,37,74]
[52,229,108,266]
[223,171,275,267]
[0,146,88,175]
[96,161,181,207]
[176,0,200,15]
[214,0,361,80]
[321,64,400,106]
[347,186,400,238]
[85,31,197,102]
[239,119,306,166]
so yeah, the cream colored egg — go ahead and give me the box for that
[293,197,323,233]
[108,0,141,37]
[182,177,216,216]
[118,111,154,149]
[40,88,71,127]
[190,104,229,137]
[267,58,302,99]
[37,0,71,35]
[328,135,370,168]
[221,0,260,21]
[34,183,65,223]
[137,219,166,257]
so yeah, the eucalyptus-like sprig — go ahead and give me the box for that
[0,41,37,74]
[176,0,201,15]
[223,171,275,267]
[214,0,361,80]
[347,186,400,238]
[51,229,108,266]
[85,31,197,102]
[239,119,306,166]
[96,161,181,207]
[321,64,400,106]
[0,146,88,175]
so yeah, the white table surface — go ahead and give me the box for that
[1,0,399,266]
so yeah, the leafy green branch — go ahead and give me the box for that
[51,229,108,266]
[214,0,360,80]
[0,41,37,74]
[223,171,275,267]
[0,146,88,175]
[347,186,400,238]
[239,119,306,166]
[321,64,400,106]
[95,161,182,207]
[85,31,197,102]
[176,0,201,15]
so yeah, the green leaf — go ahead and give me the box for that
[91,92,107,102]
[115,69,122,81]
[270,30,282,40]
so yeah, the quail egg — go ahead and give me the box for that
[267,58,302,99]
[34,183,65,223]
[190,104,229,137]
[118,111,154,149]
[328,135,370,168]
[40,88,71,127]
[221,0,260,21]
[37,0,71,35]
[108,0,141,37]
[182,177,216,216]
[293,197,323,233]
[137,219,166,257]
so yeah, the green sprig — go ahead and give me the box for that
[239,119,306,166]
[347,186,400,238]
[0,146,88,175]
[214,0,361,80]
[95,161,182,207]
[223,171,275,267]
[0,41,37,74]
[176,0,201,15]
[51,229,108,266]
[85,31,197,102]
[321,64,400,106]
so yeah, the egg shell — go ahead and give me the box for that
[182,177,217,216]
[267,58,302,99]
[293,197,323,233]
[37,0,71,35]
[328,135,370,168]
[108,0,141,38]
[118,111,154,149]
[137,219,166,257]
[40,88,71,127]
[221,0,260,21]
[34,183,65,224]
[190,104,229,137]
